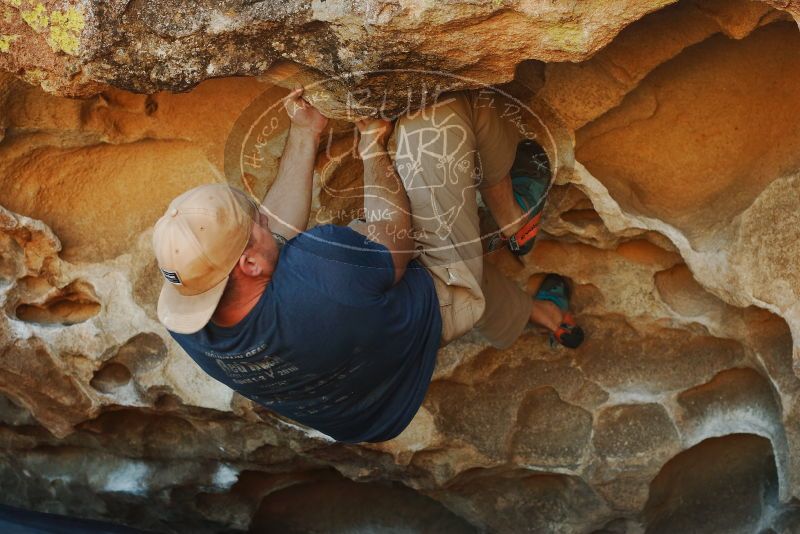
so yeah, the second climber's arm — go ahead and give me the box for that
[350,119,415,285]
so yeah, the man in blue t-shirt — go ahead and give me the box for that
[153,88,582,443]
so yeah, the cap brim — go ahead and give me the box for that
[157,276,228,334]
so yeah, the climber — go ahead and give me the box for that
[151,87,583,443]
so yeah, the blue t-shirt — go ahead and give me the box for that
[169,224,442,443]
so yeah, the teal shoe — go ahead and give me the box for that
[534,274,584,349]
[507,139,552,256]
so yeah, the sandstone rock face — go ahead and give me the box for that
[0,0,796,111]
[1,1,800,532]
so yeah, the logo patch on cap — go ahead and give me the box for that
[160,267,182,285]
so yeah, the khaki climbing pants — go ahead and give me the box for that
[390,90,533,349]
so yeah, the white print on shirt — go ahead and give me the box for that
[203,344,301,386]
[201,343,367,416]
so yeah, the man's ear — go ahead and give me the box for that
[237,253,262,277]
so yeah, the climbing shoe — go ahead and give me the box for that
[533,273,584,349]
[489,139,552,256]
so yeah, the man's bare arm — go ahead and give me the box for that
[261,88,328,239]
[350,119,415,285]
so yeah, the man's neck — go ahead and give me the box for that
[211,277,270,328]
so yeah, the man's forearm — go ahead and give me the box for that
[362,152,414,261]
[261,126,320,239]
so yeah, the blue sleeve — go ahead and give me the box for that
[287,224,396,296]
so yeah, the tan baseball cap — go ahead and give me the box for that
[152,184,257,334]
